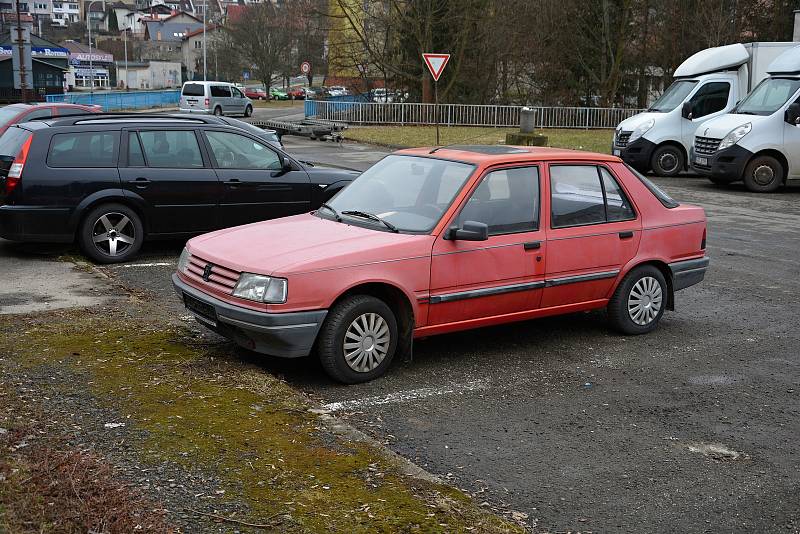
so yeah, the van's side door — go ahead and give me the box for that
[201,129,311,228]
[210,84,231,114]
[230,86,247,114]
[119,128,221,235]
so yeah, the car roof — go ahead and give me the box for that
[396,145,621,164]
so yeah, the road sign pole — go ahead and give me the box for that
[434,80,439,146]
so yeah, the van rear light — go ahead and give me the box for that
[5,134,32,195]
[204,98,209,107]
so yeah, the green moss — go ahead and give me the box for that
[3,311,523,533]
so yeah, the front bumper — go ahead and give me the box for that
[690,145,751,183]
[668,257,709,291]
[172,274,327,358]
[616,137,657,173]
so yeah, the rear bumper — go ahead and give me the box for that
[172,273,327,358]
[690,145,751,182]
[179,107,212,114]
[0,205,73,242]
[617,137,656,173]
[669,256,709,291]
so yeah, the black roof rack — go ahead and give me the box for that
[35,113,227,126]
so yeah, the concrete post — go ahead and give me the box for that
[520,107,536,133]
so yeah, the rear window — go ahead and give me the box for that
[182,83,205,97]
[624,163,679,208]
[0,127,32,157]
[210,85,230,97]
[47,132,118,168]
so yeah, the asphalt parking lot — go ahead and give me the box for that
[2,137,799,532]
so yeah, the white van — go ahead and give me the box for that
[690,45,800,192]
[179,81,253,117]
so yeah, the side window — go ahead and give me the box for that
[127,132,145,166]
[456,166,539,235]
[550,165,636,228]
[599,167,635,222]
[47,132,117,168]
[689,82,730,118]
[206,131,281,170]
[138,130,203,168]
[25,108,53,120]
[210,85,231,97]
[232,87,244,98]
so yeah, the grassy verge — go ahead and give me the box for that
[0,308,523,533]
[252,99,304,109]
[346,125,613,154]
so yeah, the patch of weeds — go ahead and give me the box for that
[3,309,524,533]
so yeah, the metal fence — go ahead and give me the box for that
[305,100,645,129]
[46,90,181,111]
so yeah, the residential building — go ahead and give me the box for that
[51,0,79,26]
[181,23,218,80]
[141,14,202,61]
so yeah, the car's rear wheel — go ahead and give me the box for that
[607,265,667,335]
[78,203,143,264]
[651,144,684,177]
[213,106,222,116]
[244,105,253,117]
[318,295,398,384]
[743,155,783,193]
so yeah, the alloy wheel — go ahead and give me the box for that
[343,312,391,373]
[627,276,663,326]
[91,212,136,257]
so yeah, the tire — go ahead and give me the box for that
[743,155,783,193]
[317,295,399,384]
[244,105,253,117]
[650,144,684,177]
[607,265,667,335]
[78,203,144,264]
[213,106,222,116]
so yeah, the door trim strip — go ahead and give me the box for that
[544,269,620,287]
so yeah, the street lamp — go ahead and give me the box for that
[86,0,103,97]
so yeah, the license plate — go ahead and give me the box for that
[695,156,708,166]
[183,293,217,327]
[613,149,620,156]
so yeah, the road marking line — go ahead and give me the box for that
[321,380,490,412]
[115,262,176,269]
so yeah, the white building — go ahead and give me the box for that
[51,0,79,26]
[116,59,180,89]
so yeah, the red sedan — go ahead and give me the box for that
[0,103,102,136]
[244,88,268,100]
[173,146,709,383]
[286,87,306,99]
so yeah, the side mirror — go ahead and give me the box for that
[281,157,293,172]
[681,101,693,120]
[785,103,800,125]
[445,220,489,241]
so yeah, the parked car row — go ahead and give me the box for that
[615,42,800,192]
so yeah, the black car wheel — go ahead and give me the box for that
[317,295,398,384]
[651,144,684,177]
[743,155,783,193]
[78,203,144,264]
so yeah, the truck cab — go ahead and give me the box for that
[690,45,800,192]
[614,43,795,177]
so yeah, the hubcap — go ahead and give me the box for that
[92,212,135,257]
[752,164,775,186]
[343,312,390,373]
[628,276,663,326]
[658,151,679,173]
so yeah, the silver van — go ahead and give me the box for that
[179,81,254,117]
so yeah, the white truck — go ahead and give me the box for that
[690,45,800,192]
[613,42,797,176]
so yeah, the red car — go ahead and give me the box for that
[0,103,102,136]
[173,146,708,383]
[244,88,268,100]
[286,87,306,100]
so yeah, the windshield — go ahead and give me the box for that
[736,77,800,116]
[649,80,698,112]
[324,155,475,233]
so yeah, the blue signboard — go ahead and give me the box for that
[0,45,70,58]
[242,70,250,80]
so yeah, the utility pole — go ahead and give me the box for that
[15,0,28,103]
[202,0,206,81]
[123,28,128,89]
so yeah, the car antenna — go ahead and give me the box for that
[429,144,457,154]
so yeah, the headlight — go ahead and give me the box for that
[717,122,752,151]
[629,118,655,142]
[233,273,287,304]
[177,247,191,274]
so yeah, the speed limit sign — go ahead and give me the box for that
[300,61,311,75]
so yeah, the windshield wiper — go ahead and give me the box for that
[341,210,399,232]
[318,202,341,221]
[736,111,758,115]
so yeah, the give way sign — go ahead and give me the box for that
[423,53,450,82]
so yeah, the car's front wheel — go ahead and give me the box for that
[318,295,398,383]
[78,203,144,264]
[607,265,667,335]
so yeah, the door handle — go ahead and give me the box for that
[619,231,634,239]
[128,177,150,188]
[224,179,242,186]
[523,241,541,250]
